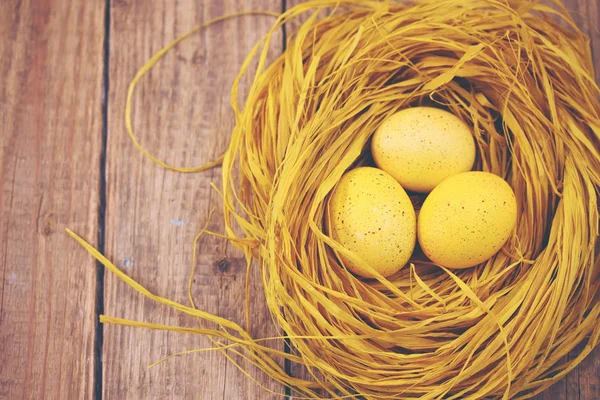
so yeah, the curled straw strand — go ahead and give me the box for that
[69,0,600,399]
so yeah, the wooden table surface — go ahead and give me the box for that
[1,0,598,399]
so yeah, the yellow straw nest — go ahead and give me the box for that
[69,0,600,399]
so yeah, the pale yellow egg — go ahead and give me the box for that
[328,167,416,278]
[417,171,517,269]
[372,107,476,193]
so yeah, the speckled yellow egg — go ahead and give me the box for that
[372,107,476,193]
[328,167,416,278]
[417,171,517,269]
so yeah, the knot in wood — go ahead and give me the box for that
[215,258,230,273]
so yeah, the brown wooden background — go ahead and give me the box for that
[0,0,598,399]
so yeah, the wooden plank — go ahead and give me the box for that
[566,2,600,397]
[536,1,599,398]
[0,0,105,399]
[569,0,600,83]
[104,1,283,399]
[280,0,599,399]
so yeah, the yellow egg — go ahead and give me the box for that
[417,171,517,269]
[372,107,476,193]
[328,167,416,278]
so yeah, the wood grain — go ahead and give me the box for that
[104,0,283,398]
[0,0,105,399]
[0,0,597,399]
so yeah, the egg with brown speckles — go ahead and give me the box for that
[372,107,476,193]
[328,167,416,278]
[417,171,517,269]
